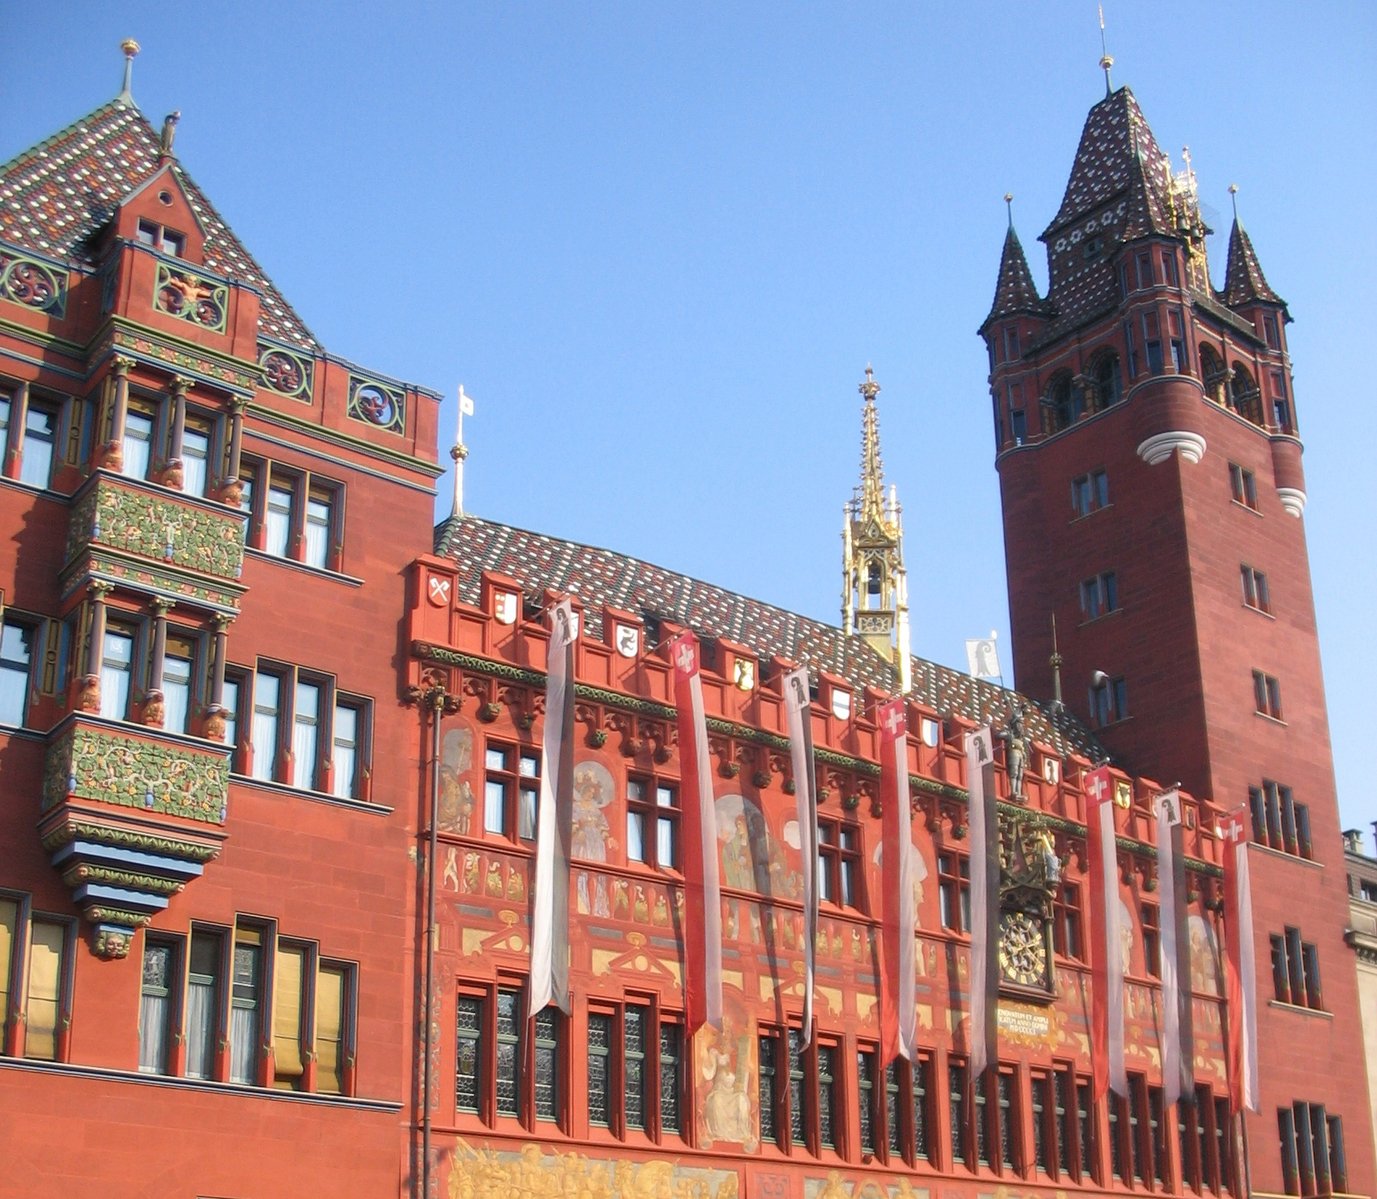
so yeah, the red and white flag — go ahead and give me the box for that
[966,726,999,1075]
[1085,764,1126,1098]
[669,631,723,1035]
[783,666,819,1047]
[1155,789,1195,1106]
[878,697,915,1063]
[1221,805,1258,1113]
[528,599,576,1021]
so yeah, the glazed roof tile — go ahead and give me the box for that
[436,514,1106,762]
[0,98,320,351]
[1221,217,1284,309]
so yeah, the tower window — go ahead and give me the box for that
[1240,565,1271,614]
[1043,373,1082,434]
[1079,571,1120,620]
[1089,676,1128,726]
[1010,409,1027,445]
[1270,927,1323,1009]
[1229,365,1263,426]
[1071,469,1109,517]
[1229,463,1259,510]
[1264,314,1281,349]
[867,561,883,596]
[1248,782,1312,859]
[1090,351,1122,409]
[1252,670,1283,721]
[1200,345,1228,403]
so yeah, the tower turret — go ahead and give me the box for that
[984,76,1375,1198]
[842,366,912,692]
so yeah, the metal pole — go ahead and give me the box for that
[421,693,441,1197]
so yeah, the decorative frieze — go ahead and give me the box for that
[66,474,247,584]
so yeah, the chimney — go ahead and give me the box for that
[1343,828,1365,855]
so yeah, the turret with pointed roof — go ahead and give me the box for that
[1221,215,1286,311]
[980,220,1050,333]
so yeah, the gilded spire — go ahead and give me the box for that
[857,365,886,525]
[119,38,140,102]
[842,366,911,692]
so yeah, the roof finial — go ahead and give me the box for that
[1228,182,1240,222]
[1004,193,1014,229]
[857,365,885,522]
[450,385,475,518]
[119,38,140,101]
[1049,613,1065,713]
[1098,5,1114,96]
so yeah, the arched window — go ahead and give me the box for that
[866,561,882,596]
[1199,346,1227,404]
[1229,364,1263,426]
[1090,351,1123,410]
[1043,372,1081,434]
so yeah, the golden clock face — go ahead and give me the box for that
[999,909,1049,988]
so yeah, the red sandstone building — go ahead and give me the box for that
[0,48,1370,1199]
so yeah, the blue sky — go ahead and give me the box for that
[5,3,1374,837]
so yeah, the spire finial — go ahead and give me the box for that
[451,385,475,518]
[119,38,140,101]
[856,365,885,522]
[1228,182,1240,222]
[1098,5,1114,96]
[1004,193,1014,229]
[1049,613,1065,712]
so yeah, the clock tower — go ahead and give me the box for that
[981,81,1374,1194]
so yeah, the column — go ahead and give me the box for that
[103,356,134,471]
[144,598,172,727]
[221,396,248,504]
[164,376,190,488]
[79,582,112,713]
[2,381,27,479]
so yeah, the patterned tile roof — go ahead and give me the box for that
[0,98,319,351]
[980,225,1050,332]
[1028,87,1198,340]
[435,514,1107,761]
[1221,217,1284,309]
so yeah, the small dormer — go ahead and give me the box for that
[115,157,207,265]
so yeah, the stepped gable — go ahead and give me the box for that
[1221,217,1285,309]
[0,98,319,351]
[437,514,1105,762]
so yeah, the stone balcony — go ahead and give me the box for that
[37,713,230,958]
[63,470,248,614]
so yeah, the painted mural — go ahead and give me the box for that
[572,760,615,861]
[870,839,929,926]
[438,725,477,834]
[1188,913,1223,996]
[716,793,799,898]
[444,1139,738,1199]
[695,990,760,1152]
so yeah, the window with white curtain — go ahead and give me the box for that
[100,626,137,720]
[185,929,221,1080]
[139,940,174,1073]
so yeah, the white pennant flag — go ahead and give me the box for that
[784,666,819,1047]
[528,599,576,1021]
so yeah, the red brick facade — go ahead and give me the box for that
[983,86,1374,1199]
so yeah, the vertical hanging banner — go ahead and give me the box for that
[528,598,576,1021]
[1155,789,1195,1106]
[783,666,819,1048]
[1221,806,1258,1113]
[966,725,999,1076]
[669,631,723,1035]
[1084,764,1126,1098]
[878,697,915,1063]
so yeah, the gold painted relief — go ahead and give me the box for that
[803,1174,929,1199]
[444,1139,738,1199]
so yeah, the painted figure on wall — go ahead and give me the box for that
[695,992,759,1152]
[571,760,614,861]
[871,839,929,925]
[439,726,476,834]
[716,794,800,898]
[1188,913,1223,996]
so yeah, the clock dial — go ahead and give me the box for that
[999,909,1049,989]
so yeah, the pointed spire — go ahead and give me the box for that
[857,366,886,524]
[1222,188,1284,308]
[982,214,1047,331]
[1098,5,1114,97]
[119,39,140,102]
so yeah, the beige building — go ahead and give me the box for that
[1344,826,1377,1159]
